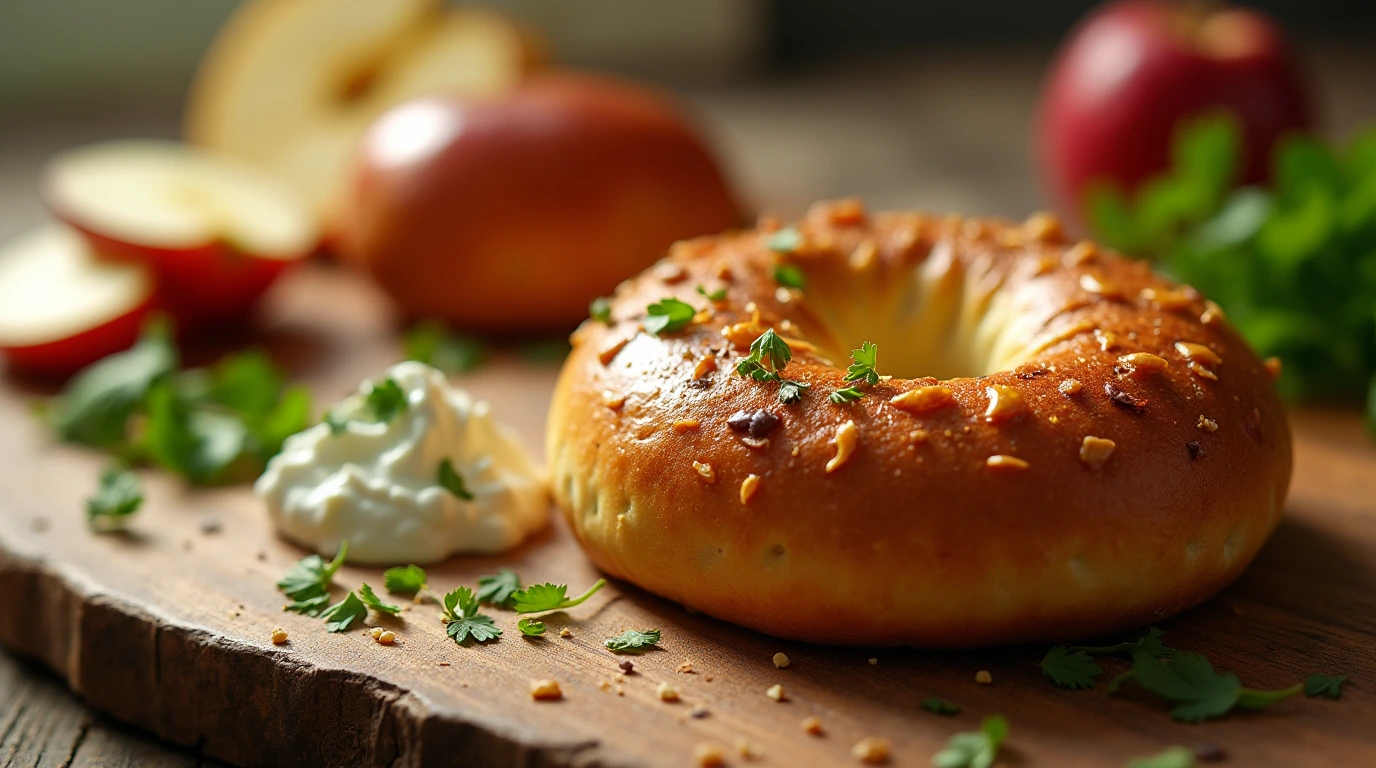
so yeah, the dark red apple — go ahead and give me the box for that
[338,72,741,331]
[1037,0,1311,226]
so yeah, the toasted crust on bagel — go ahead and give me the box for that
[548,200,1291,647]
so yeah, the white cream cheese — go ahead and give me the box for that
[255,361,547,564]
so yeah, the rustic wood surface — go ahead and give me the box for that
[2,46,1375,768]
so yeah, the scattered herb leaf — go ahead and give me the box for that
[1069,627,1175,659]
[277,541,348,616]
[1304,673,1347,699]
[589,297,612,324]
[51,317,177,448]
[605,628,662,653]
[357,583,401,615]
[921,697,961,716]
[1041,646,1104,690]
[512,578,608,614]
[777,378,810,404]
[86,463,143,530]
[1126,746,1196,768]
[476,568,522,607]
[1122,651,1301,722]
[829,386,866,404]
[644,297,697,335]
[773,263,806,289]
[932,714,1009,768]
[320,591,367,633]
[696,285,727,301]
[383,564,427,594]
[518,617,546,636]
[441,586,502,644]
[843,341,880,385]
[363,378,408,423]
[438,458,474,500]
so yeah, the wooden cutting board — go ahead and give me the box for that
[0,266,1373,768]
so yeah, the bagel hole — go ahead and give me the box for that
[798,246,1047,379]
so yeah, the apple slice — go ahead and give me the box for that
[184,0,540,236]
[43,139,317,327]
[0,226,155,376]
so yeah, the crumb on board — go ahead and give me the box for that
[693,742,727,768]
[270,628,288,645]
[678,659,695,673]
[801,715,824,735]
[658,682,681,702]
[529,679,563,701]
[773,652,790,669]
[975,670,993,685]
[559,628,573,638]
[868,658,878,666]
[852,737,891,764]
[619,659,635,674]
[766,684,786,702]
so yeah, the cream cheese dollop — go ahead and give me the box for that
[255,361,547,564]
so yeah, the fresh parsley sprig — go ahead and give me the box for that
[830,341,880,403]
[277,542,349,616]
[512,578,607,614]
[86,463,143,531]
[327,377,408,435]
[644,297,697,335]
[932,715,1008,768]
[383,564,428,595]
[735,329,812,404]
[605,628,661,653]
[441,586,502,644]
[1041,627,1174,690]
[477,568,522,608]
[1113,651,1301,722]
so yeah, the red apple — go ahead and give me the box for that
[0,226,155,376]
[1037,0,1311,226]
[338,72,741,331]
[42,140,318,328]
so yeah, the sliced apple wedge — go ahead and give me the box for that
[185,0,540,235]
[43,140,317,327]
[0,226,155,376]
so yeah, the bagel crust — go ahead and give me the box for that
[548,200,1292,647]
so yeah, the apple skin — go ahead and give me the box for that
[3,297,153,377]
[339,72,742,331]
[1037,0,1311,226]
[63,224,295,331]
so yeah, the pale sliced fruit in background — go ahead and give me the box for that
[184,0,540,233]
[0,226,155,376]
[43,140,318,327]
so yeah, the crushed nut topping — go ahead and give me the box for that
[693,356,718,380]
[852,737,892,765]
[1080,273,1123,300]
[722,319,765,350]
[1105,381,1148,411]
[693,743,727,768]
[975,670,993,684]
[270,628,288,645]
[773,652,791,669]
[801,716,824,735]
[1140,287,1193,311]
[1175,341,1222,367]
[1095,329,1119,352]
[891,385,955,413]
[1198,415,1219,432]
[728,409,781,438]
[530,679,563,701]
[673,419,700,432]
[1063,240,1098,266]
[1188,361,1219,381]
[1264,356,1283,379]
[766,684,786,702]
[740,474,761,504]
[986,455,1029,471]
[1023,211,1063,242]
[1118,352,1169,377]
[1079,436,1117,470]
[826,421,858,473]
[1200,300,1226,325]
[598,335,632,366]
[983,385,1027,423]
[693,461,717,484]
[601,391,627,410]
[1059,379,1083,395]
[678,660,695,673]
[658,682,681,702]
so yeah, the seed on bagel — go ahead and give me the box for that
[891,385,955,413]
[1175,341,1222,367]
[1059,379,1083,395]
[1198,416,1219,432]
[598,335,632,366]
[1104,381,1147,411]
[1080,273,1123,300]
[693,461,716,484]
[986,455,1030,472]
[693,356,718,380]
[1188,362,1219,381]
[1140,287,1194,311]
[740,474,761,505]
[826,421,858,473]
[1022,211,1063,242]
[1118,352,1169,377]
[983,385,1026,423]
[1079,436,1116,470]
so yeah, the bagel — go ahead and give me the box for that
[547,200,1292,647]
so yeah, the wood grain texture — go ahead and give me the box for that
[0,265,1373,767]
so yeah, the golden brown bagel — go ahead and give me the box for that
[547,200,1292,647]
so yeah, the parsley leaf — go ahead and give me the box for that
[605,628,662,653]
[1041,646,1103,690]
[773,263,806,289]
[404,320,486,374]
[476,568,522,607]
[277,541,348,616]
[767,227,802,253]
[1126,746,1196,768]
[51,317,177,448]
[141,380,249,484]
[1069,626,1175,658]
[696,285,727,301]
[364,378,408,423]
[777,378,810,404]
[1304,673,1347,699]
[518,617,546,636]
[921,697,961,716]
[441,586,502,644]
[589,297,612,324]
[512,578,607,614]
[357,583,401,615]
[644,297,697,335]
[86,463,143,530]
[320,591,367,632]
[1123,651,1301,722]
[829,386,866,404]
[843,341,880,385]
[932,714,1008,768]
[736,329,808,406]
[383,564,427,594]
[438,458,474,500]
